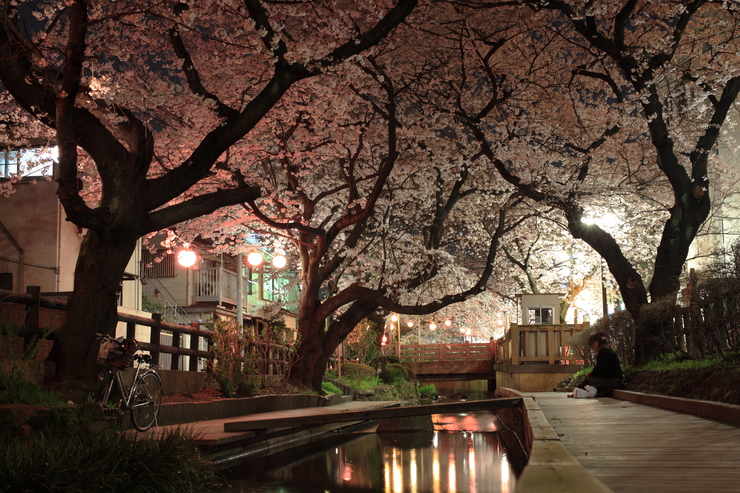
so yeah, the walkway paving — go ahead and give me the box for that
[529,392,740,493]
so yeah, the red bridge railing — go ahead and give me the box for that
[399,340,497,363]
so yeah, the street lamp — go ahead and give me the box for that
[177,244,199,306]
[272,254,287,269]
[247,251,263,267]
[177,245,197,268]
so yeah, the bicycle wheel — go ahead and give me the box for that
[130,371,162,431]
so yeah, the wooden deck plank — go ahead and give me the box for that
[530,392,740,493]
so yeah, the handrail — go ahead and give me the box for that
[0,286,214,371]
[400,341,497,363]
[0,286,297,378]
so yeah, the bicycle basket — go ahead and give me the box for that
[97,336,139,368]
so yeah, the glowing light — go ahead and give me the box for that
[444,319,452,327]
[393,449,402,493]
[410,450,418,493]
[342,463,353,482]
[582,212,619,229]
[448,453,457,493]
[177,247,197,268]
[429,322,437,331]
[271,254,287,269]
[407,321,414,328]
[391,314,398,322]
[247,251,263,266]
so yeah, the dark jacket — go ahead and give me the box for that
[590,347,624,379]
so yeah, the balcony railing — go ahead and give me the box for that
[193,267,298,313]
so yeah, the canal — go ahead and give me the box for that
[218,404,517,492]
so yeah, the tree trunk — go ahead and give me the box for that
[290,316,330,391]
[290,295,378,391]
[51,228,139,400]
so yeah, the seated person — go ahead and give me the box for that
[572,333,625,398]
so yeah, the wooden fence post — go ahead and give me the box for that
[126,320,136,340]
[150,313,161,365]
[510,323,520,365]
[170,328,181,371]
[23,286,41,351]
[189,322,200,372]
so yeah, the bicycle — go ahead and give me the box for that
[95,335,163,432]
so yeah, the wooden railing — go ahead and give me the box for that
[496,322,589,365]
[0,286,300,378]
[0,286,215,371]
[400,341,497,363]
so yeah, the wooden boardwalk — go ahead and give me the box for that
[530,392,740,493]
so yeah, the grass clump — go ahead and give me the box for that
[0,371,65,408]
[418,384,438,400]
[635,351,726,372]
[338,375,381,391]
[0,429,221,493]
[322,381,342,395]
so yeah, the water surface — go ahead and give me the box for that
[220,410,516,493]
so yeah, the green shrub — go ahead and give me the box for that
[418,384,438,399]
[380,363,413,385]
[570,310,635,366]
[322,381,342,395]
[208,319,259,397]
[0,326,61,408]
[341,362,376,382]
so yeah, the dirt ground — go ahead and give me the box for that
[161,387,230,404]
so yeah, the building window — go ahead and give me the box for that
[141,251,176,278]
[527,306,553,325]
[0,147,56,179]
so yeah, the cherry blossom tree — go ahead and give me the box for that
[0,0,420,398]
[189,49,530,389]
[439,0,740,360]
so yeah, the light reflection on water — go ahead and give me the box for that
[220,411,516,493]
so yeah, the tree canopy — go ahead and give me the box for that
[2,0,740,394]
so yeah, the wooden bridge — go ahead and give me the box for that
[397,341,499,381]
[392,321,589,391]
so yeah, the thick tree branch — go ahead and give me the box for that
[168,4,239,121]
[144,186,261,234]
